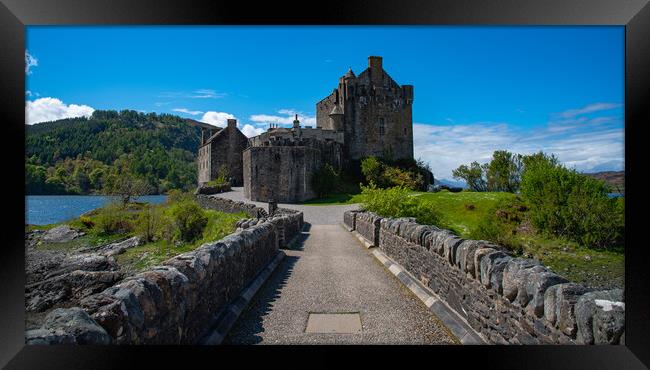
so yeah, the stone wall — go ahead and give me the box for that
[29,210,304,345]
[343,211,625,345]
[353,211,382,247]
[196,194,267,218]
[243,146,322,203]
[195,183,231,195]
[197,120,248,186]
[316,56,414,162]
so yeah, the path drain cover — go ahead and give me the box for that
[305,313,362,334]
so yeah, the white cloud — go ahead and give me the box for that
[556,102,621,119]
[190,89,226,99]
[198,110,263,137]
[250,109,316,127]
[173,108,204,116]
[159,89,226,100]
[241,124,264,138]
[200,111,236,127]
[26,97,95,125]
[414,102,624,180]
[25,50,38,75]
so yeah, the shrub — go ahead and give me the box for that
[79,215,95,229]
[358,184,441,226]
[135,205,162,243]
[94,203,134,235]
[471,197,528,254]
[311,164,341,197]
[166,189,194,204]
[520,159,624,249]
[361,156,384,186]
[166,200,208,242]
[383,166,423,190]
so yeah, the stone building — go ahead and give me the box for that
[197,119,249,186]
[243,115,344,203]
[316,56,414,161]
[199,56,415,203]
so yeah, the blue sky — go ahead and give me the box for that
[25,26,624,179]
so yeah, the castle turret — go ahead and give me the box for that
[328,104,344,131]
[292,114,300,128]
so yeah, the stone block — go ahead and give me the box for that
[523,271,568,318]
[503,258,540,302]
[479,251,511,293]
[26,307,112,345]
[575,289,624,345]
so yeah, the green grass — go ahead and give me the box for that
[26,223,59,232]
[516,235,624,289]
[34,232,126,252]
[115,209,243,274]
[29,196,244,274]
[412,190,516,236]
[300,193,362,205]
[367,189,624,289]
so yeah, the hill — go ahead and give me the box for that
[26,110,213,195]
[434,178,467,189]
[583,171,625,194]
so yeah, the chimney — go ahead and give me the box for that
[227,118,237,129]
[368,56,383,71]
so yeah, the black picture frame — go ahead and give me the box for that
[1,0,648,368]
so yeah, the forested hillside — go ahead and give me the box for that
[26,110,206,195]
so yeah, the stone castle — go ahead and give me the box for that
[198,56,414,202]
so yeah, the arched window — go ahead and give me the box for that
[379,118,385,136]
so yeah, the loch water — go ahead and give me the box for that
[26,195,167,225]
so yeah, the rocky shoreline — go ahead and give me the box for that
[24,226,142,331]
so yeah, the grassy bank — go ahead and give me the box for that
[359,189,624,289]
[29,195,245,274]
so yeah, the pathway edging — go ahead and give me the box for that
[344,223,487,345]
[200,250,286,345]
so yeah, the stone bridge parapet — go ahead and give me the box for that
[343,210,624,345]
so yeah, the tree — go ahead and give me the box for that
[486,150,523,192]
[520,152,623,248]
[383,166,423,190]
[453,161,488,192]
[361,156,384,186]
[109,171,152,206]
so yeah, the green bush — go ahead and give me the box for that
[361,156,384,186]
[94,203,134,235]
[166,200,208,242]
[312,164,341,197]
[520,158,624,249]
[358,184,440,226]
[471,197,528,254]
[135,205,162,243]
[166,189,194,204]
[361,156,427,190]
[383,166,423,190]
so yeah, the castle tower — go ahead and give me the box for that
[316,56,414,162]
[328,104,344,131]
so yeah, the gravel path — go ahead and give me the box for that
[224,224,457,345]
[213,187,360,225]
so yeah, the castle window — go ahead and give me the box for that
[379,118,385,136]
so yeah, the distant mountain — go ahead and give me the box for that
[434,178,467,189]
[583,171,625,194]
[26,110,209,195]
